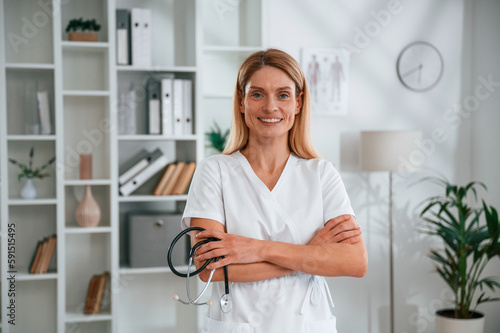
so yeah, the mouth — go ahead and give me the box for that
[258,117,283,124]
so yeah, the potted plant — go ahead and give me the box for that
[8,147,56,199]
[205,121,229,154]
[417,176,500,333]
[65,18,101,42]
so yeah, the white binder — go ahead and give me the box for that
[182,80,193,135]
[141,9,152,68]
[130,8,142,67]
[173,79,184,136]
[116,9,130,65]
[119,153,169,196]
[161,77,174,136]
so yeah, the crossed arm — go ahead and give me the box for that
[190,214,368,283]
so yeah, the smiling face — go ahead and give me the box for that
[240,66,303,145]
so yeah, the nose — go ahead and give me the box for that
[263,96,278,112]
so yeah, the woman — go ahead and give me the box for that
[182,48,367,332]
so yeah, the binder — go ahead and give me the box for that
[130,8,142,67]
[120,151,169,196]
[116,9,130,65]
[182,80,193,135]
[161,76,175,136]
[147,78,161,134]
[173,79,184,136]
[37,91,51,134]
[118,148,154,185]
[141,9,152,68]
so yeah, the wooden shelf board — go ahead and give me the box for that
[65,227,112,234]
[65,312,112,323]
[117,65,197,72]
[8,198,57,206]
[7,135,57,141]
[118,134,198,141]
[17,272,58,281]
[64,179,112,186]
[118,194,188,202]
[119,265,189,275]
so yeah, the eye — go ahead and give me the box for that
[251,92,263,98]
[278,93,290,99]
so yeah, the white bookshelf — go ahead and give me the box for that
[0,0,267,332]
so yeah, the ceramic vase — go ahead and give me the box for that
[20,178,38,199]
[75,185,101,227]
[436,309,484,333]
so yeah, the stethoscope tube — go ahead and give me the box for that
[167,226,231,312]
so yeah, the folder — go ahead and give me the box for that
[116,9,130,65]
[141,9,152,68]
[182,80,193,135]
[173,79,184,136]
[120,151,170,196]
[162,161,186,195]
[161,76,175,136]
[130,8,142,67]
[37,91,51,134]
[147,78,161,134]
[153,163,177,195]
[118,148,151,185]
[172,162,196,195]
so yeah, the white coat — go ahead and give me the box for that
[182,151,355,332]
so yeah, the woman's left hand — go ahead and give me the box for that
[193,229,263,270]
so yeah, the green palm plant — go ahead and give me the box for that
[205,122,229,153]
[417,176,500,318]
[8,147,56,181]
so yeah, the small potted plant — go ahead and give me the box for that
[205,121,230,154]
[9,147,56,199]
[65,17,101,42]
[416,176,500,333]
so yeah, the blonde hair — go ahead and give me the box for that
[222,48,320,159]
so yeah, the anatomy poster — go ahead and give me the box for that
[301,48,350,116]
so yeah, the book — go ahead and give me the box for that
[84,272,110,315]
[29,240,43,274]
[162,161,186,195]
[118,149,151,185]
[120,151,170,196]
[141,9,152,68]
[130,8,142,67]
[161,76,175,136]
[84,275,98,315]
[173,79,184,136]
[153,163,177,195]
[182,79,193,135]
[38,235,56,274]
[116,9,130,65]
[172,162,196,195]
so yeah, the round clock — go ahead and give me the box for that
[396,41,444,92]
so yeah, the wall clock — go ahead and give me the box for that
[396,41,444,92]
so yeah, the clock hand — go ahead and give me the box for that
[402,64,423,79]
[418,64,422,83]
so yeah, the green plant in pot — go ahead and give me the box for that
[65,17,101,42]
[416,176,500,333]
[205,121,229,153]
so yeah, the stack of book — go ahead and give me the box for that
[153,161,197,196]
[146,76,193,136]
[29,235,57,274]
[84,272,110,315]
[119,148,170,196]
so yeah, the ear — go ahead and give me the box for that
[295,92,303,114]
[239,92,245,114]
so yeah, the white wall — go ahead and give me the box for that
[263,0,499,332]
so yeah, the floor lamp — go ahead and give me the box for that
[359,130,421,333]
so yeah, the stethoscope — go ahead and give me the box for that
[167,226,232,313]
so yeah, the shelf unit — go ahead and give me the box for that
[1,0,267,332]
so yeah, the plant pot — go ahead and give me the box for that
[20,178,38,199]
[68,32,98,42]
[436,309,484,333]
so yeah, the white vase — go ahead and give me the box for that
[75,185,101,227]
[436,309,485,333]
[20,178,38,199]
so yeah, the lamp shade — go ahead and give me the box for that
[360,131,422,172]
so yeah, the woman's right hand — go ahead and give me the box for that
[307,214,361,245]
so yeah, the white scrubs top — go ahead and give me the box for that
[182,151,355,333]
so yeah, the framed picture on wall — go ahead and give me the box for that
[301,47,350,116]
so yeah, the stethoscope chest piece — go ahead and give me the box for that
[220,294,232,313]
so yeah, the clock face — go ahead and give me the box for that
[397,41,444,92]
